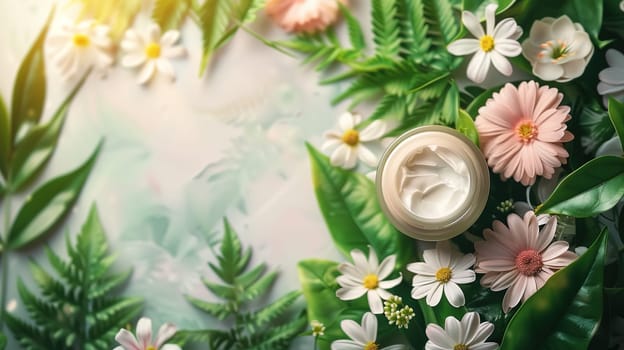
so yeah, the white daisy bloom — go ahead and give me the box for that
[425,312,498,350]
[331,312,406,350]
[336,247,402,314]
[121,24,186,85]
[598,49,624,107]
[47,20,113,80]
[114,317,180,350]
[407,241,476,307]
[447,4,523,83]
[322,112,388,170]
[522,15,594,82]
[621,0,624,12]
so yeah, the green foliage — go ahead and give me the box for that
[6,206,143,350]
[608,98,624,151]
[280,0,462,127]
[70,0,143,39]
[306,144,417,270]
[500,230,607,350]
[177,219,306,349]
[456,109,479,146]
[152,0,192,31]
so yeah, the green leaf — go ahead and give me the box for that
[0,332,6,350]
[456,109,479,146]
[245,291,301,328]
[232,0,266,24]
[7,143,101,249]
[0,95,9,178]
[306,144,416,269]
[185,296,233,320]
[10,7,54,138]
[465,86,498,117]
[462,0,516,15]
[10,74,88,192]
[339,3,365,50]
[423,0,459,48]
[152,0,191,31]
[608,97,624,152]
[500,230,607,350]
[218,218,243,283]
[71,0,142,39]
[536,156,624,217]
[198,0,232,75]
[371,0,401,57]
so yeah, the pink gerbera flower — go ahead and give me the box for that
[266,0,347,33]
[475,81,574,186]
[475,211,576,313]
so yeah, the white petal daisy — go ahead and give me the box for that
[47,20,113,80]
[336,247,402,314]
[597,49,624,107]
[407,241,476,307]
[120,23,186,85]
[322,112,388,170]
[425,312,498,350]
[114,317,180,350]
[331,312,406,350]
[447,4,523,83]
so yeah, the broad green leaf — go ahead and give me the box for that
[71,0,142,39]
[306,144,416,269]
[152,0,191,31]
[536,156,624,217]
[231,0,266,24]
[10,74,88,192]
[456,109,479,145]
[7,143,101,249]
[339,3,365,50]
[0,95,9,178]
[462,0,516,15]
[608,98,624,152]
[10,7,54,138]
[500,230,607,350]
[198,0,232,75]
[465,86,499,117]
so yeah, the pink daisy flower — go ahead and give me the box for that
[266,0,347,33]
[474,211,576,313]
[475,81,574,186]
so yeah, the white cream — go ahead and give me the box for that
[398,145,469,220]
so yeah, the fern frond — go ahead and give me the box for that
[7,205,143,350]
[241,291,301,329]
[242,271,278,301]
[185,295,234,319]
[245,313,308,350]
[371,0,401,58]
[398,0,431,61]
[339,4,366,50]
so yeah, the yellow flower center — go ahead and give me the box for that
[72,33,90,47]
[516,120,538,143]
[435,267,452,283]
[454,344,469,350]
[145,42,162,59]
[362,274,379,289]
[479,35,495,52]
[364,341,379,350]
[146,346,157,350]
[341,129,360,146]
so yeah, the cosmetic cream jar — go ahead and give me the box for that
[376,126,489,241]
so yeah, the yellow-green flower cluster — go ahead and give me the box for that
[383,296,415,329]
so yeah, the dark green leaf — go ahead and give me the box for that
[0,332,6,350]
[7,142,101,249]
[465,86,499,117]
[306,144,416,269]
[536,156,624,217]
[245,291,301,328]
[456,109,479,146]
[0,95,9,178]
[10,74,88,192]
[185,296,233,319]
[152,0,191,31]
[218,218,243,283]
[500,230,607,350]
[198,0,232,75]
[339,3,365,50]
[608,98,624,152]
[11,7,54,138]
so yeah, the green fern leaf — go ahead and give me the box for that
[398,0,431,60]
[219,218,244,282]
[237,263,266,288]
[242,271,278,301]
[199,0,232,75]
[152,0,192,31]
[423,0,459,67]
[371,0,401,58]
[245,313,308,350]
[242,291,301,328]
[339,4,366,50]
[7,205,143,350]
[185,296,234,319]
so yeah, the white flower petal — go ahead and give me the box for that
[443,282,466,307]
[136,317,153,348]
[154,323,177,347]
[137,60,156,85]
[361,312,377,341]
[331,340,365,350]
[121,53,146,68]
[148,23,161,43]
[493,18,518,40]
[368,290,384,314]
[343,146,358,169]
[377,255,396,280]
[162,46,187,58]
[466,50,491,83]
[378,274,402,289]
[115,329,140,350]
[161,30,181,46]
[322,138,342,152]
[533,62,564,81]
[425,324,455,348]
[448,39,480,56]
[444,315,463,343]
[338,112,357,131]
[359,120,387,141]
[336,285,367,300]
[484,4,497,35]
[156,58,176,81]
[462,11,484,38]
[340,319,368,345]
[426,283,444,306]
[330,145,350,168]
[494,39,522,57]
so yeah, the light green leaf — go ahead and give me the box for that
[11,7,54,138]
[500,230,607,350]
[456,109,479,146]
[198,0,232,75]
[0,332,5,350]
[0,95,9,178]
[7,143,101,249]
[306,144,416,269]
[339,3,365,50]
[608,97,624,152]
[152,0,191,31]
[232,0,266,24]
[536,156,624,217]
[218,218,244,283]
[10,74,88,192]
[71,0,142,39]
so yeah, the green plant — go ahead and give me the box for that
[6,205,143,350]
[174,219,307,349]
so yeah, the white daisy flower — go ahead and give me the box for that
[621,0,624,12]
[322,112,388,170]
[425,312,498,350]
[447,4,523,83]
[331,312,406,350]
[407,241,476,307]
[114,317,180,350]
[47,20,113,80]
[336,247,402,314]
[120,24,186,85]
[598,49,624,107]
[522,15,594,82]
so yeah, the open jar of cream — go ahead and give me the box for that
[376,125,489,241]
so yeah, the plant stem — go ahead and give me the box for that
[0,189,10,330]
